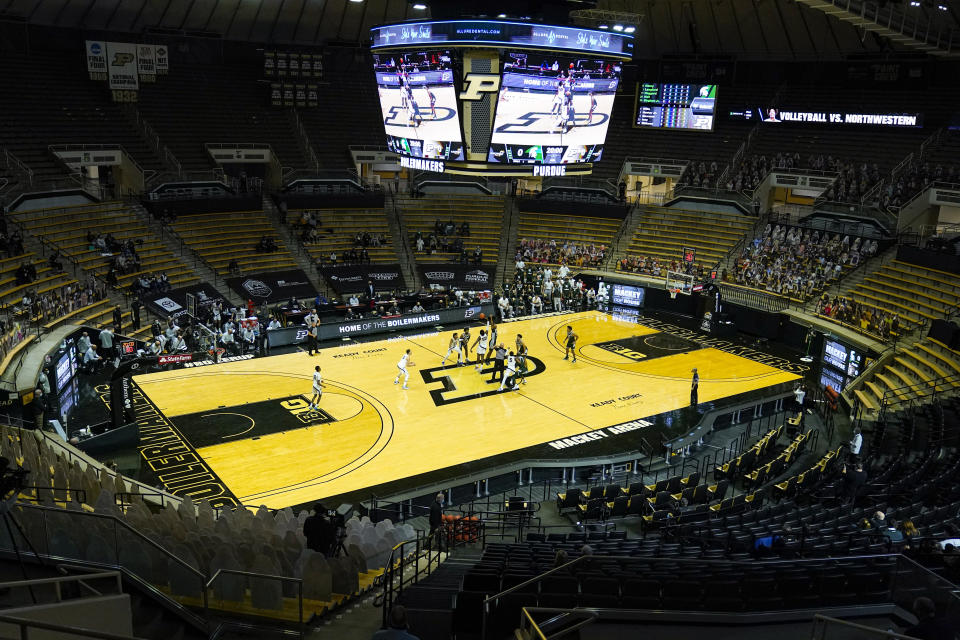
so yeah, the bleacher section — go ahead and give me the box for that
[515,212,621,267]
[0,52,164,184]
[11,202,198,290]
[851,335,960,414]
[138,64,307,173]
[399,195,504,266]
[618,206,753,274]
[3,425,391,625]
[172,211,298,277]
[296,208,395,265]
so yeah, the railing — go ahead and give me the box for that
[1,148,34,187]
[0,612,147,640]
[482,552,953,639]
[801,0,957,52]
[670,185,753,209]
[811,615,916,640]
[878,371,960,420]
[289,109,321,174]
[377,527,448,628]
[520,607,597,639]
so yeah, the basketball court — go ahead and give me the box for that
[130,311,801,509]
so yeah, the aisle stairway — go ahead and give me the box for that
[397,548,483,640]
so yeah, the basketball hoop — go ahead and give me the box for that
[669,288,679,300]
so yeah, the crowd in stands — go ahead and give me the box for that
[816,294,902,340]
[727,154,882,203]
[128,273,171,297]
[516,238,606,268]
[882,162,960,210]
[731,225,878,300]
[497,263,599,319]
[677,161,723,189]
[317,248,371,266]
[617,255,707,280]
[255,235,279,253]
[0,230,25,258]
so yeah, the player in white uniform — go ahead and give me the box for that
[393,348,415,389]
[471,330,488,371]
[310,365,324,410]
[441,333,462,366]
[499,352,519,392]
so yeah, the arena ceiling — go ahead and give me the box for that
[1,0,956,54]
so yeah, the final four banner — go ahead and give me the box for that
[107,42,139,91]
[85,41,107,80]
[137,44,156,82]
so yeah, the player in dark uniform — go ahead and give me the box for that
[564,100,576,133]
[409,93,423,126]
[563,325,578,363]
[515,334,529,385]
[588,91,598,123]
[459,326,472,366]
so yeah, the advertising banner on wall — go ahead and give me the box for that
[417,264,496,290]
[144,282,229,320]
[268,303,494,346]
[107,42,139,91]
[226,269,315,303]
[318,264,405,294]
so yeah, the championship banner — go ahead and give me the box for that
[301,53,313,77]
[155,45,169,75]
[289,53,301,77]
[226,269,315,303]
[282,84,295,106]
[417,264,496,290]
[264,51,276,76]
[85,41,107,81]
[137,44,156,82]
[307,84,319,108]
[270,83,282,107]
[144,282,228,320]
[107,42,139,91]
[318,264,405,294]
[295,84,306,108]
[268,303,494,346]
[311,54,323,78]
[276,52,288,77]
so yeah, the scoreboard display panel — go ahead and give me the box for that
[487,52,621,165]
[635,83,717,131]
[373,50,465,161]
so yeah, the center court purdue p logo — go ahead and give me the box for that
[420,356,546,406]
[459,73,501,101]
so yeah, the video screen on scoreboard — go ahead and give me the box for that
[487,52,621,165]
[635,83,717,131]
[373,50,465,161]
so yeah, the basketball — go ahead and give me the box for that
[479,313,486,320]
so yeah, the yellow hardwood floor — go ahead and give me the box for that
[133,311,799,508]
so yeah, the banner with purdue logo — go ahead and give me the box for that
[418,264,496,289]
[107,42,139,91]
[318,264,405,294]
[86,41,107,80]
[225,269,315,303]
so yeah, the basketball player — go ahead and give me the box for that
[471,329,488,371]
[587,91,597,123]
[484,319,498,364]
[563,325,578,363]
[310,365,324,410]
[515,334,528,385]
[460,326,472,361]
[394,348,415,389]
[441,332,462,366]
[427,87,437,118]
[551,84,564,115]
[564,100,576,133]
[499,351,519,392]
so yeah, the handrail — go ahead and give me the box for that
[811,615,918,640]
[206,569,304,625]
[0,613,147,640]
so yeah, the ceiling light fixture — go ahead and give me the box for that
[624,25,636,33]
[412,2,427,8]
[598,23,609,29]
[612,24,624,31]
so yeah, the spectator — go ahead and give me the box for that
[82,344,102,373]
[903,596,956,640]
[372,605,420,640]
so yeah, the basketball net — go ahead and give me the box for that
[669,288,679,300]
